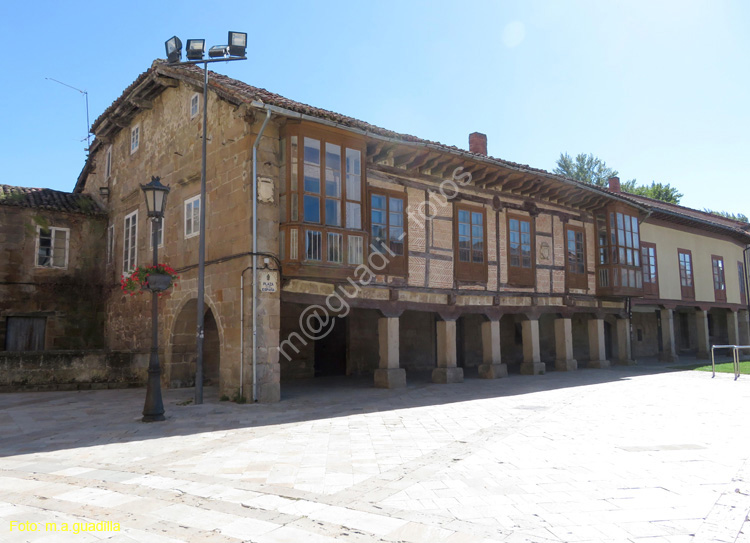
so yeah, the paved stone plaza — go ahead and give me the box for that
[1,363,749,543]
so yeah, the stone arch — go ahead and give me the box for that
[165,295,224,388]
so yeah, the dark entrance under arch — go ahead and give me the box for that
[170,299,220,387]
[314,316,347,377]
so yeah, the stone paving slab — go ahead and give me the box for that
[0,362,749,542]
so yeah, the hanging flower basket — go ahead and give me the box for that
[121,264,179,296]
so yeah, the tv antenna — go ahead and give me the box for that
[45,77,91,155]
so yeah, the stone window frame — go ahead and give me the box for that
[565,223,587,290]
[454,202,488,283]
[739,261,747,306]
[130,124,140,154]
[184,195,201,239]
[35,225,70,269]
[711,254,726,303]
[123,210,138,273]
[190,93,200,119]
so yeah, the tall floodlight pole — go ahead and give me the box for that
[164,33,247,404]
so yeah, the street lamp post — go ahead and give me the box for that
[164,32,247,404]
[141,176,170,422]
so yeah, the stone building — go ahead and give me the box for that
[0,185,117,390]
[5,59,750,398]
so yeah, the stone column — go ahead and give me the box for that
[521,319,545,375]
[695,310,710,359]
[479,319,507,378]
[739,310,750,345]
[554,317,577,371]
[432,319,464,383]
[615,318,635,365]
[374,317,406,388]
[727,310,739,345]
[659,308,679,362]
[588,318,609,368]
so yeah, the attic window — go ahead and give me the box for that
[190,93,200,118]
[105,146,112,178]
[130,125,140,154]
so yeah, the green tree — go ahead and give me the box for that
[703,209,749,223]
[554,152,682,204]
[553,153,618,187]
[626,181,683,204]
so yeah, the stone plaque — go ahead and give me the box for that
[260,271,278,293]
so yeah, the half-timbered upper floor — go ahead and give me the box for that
[72,61,750,316]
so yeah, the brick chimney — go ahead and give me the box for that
[608,176,621,193]
[469,132,487,156]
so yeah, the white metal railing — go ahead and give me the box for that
[710,345,749,381]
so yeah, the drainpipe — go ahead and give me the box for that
[246,110,272,403]
[240,267,247,399]
[743,245,750,318]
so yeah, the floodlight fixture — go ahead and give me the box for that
[208,45,229,58]
[186,39,205,60]
[228,31,247,57]
[165,36,182,63]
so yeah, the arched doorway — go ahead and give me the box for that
[169,299,221,388]
[204,309,220,385]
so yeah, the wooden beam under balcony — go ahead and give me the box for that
[481,172,510,188]
[469,166,490,185]
[155,76,179,88]
[523,179,551,198]
[428,157,459,178]
[128,98,153,110]
[418,154,443,174]
[407,151,437,171]
[500,174,528,192]
[393,149,424,168]
[526,180,559,199]
[511,177,541,196]
[372,144,397,164]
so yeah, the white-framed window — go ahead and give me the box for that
[190,93,200,118]
[150,218,164,249]
[105,146,112,178]
[35,226,69,269]
[184,195,201,238]
[107,224,115,264]
[123,210,138,273]
[327,232,343,263]
[130,125,140,154]
[348,235,363,265]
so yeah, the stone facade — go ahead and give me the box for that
[78,67,281,402]
[0,197,106,352]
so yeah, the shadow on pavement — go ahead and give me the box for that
[0,354,735,459]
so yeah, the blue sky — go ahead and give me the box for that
[2,0,748,215]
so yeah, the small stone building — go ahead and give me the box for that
[0,185,122,390]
